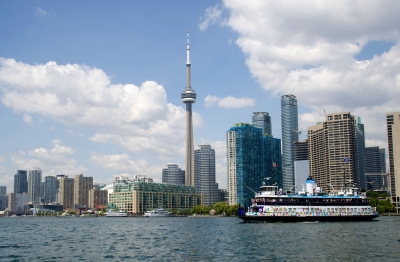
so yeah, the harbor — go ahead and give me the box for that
[1,216,399,261]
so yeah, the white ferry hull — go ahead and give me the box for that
[106,212,128,217]
[239,214,379,223]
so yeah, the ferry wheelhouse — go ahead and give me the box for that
[238,178,379,222]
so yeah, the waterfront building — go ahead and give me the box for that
[0,186,6,195]
[357,117,366,189]
[74,174,93,207]
[194,145,219,206]
[387,112,400,213]
[181,31,197,186]
[14,170,28,194]
[252,112,272,136]
[0,195,8,210]
[281,94,299,193]
[43,176,57,203]
[28,168,42,202]
[88,188,108,210]
[55,174,65,203]
[218,189,228,203]
[365,147,387,191]
[227,123,263,207]
[108,175,203,214]
[162,163,185,185]
[59,176,74,210]
[7,193,29,211]
[262,135,283,189]
[308,112,360,192]
[294,140,310,191]
[93,183,107,190]
[294,140,309,161]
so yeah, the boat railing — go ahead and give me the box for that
[254,200,371,206]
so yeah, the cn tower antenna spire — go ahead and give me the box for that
[186,30,191,90]
[181,31,196,186]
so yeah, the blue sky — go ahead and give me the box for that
[1,1,400,193]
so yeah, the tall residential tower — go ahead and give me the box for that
[387,112,400,213]
[281,94,298,193]
[28,168,42,202]
[252,112,272,136]
[194,145,219,206]
[181,31,197,186]
[14,170,27,194]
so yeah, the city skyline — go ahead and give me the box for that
[1,1,400,192]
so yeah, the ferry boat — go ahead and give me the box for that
[143,208,171,217]
[105,210,128,217]
[238,178,379,222]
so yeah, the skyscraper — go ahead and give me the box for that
[14,170,27,194]
[74,174,93,207]
[59,176,74,209]
[227,123,263,207]
[181,31,197,186]
[262,135,283,189]
[43,176,57,203]
[357,117,366,189]
[162,164,185,185]
[365,146,387,191]
[0,186,6,195]
[252,112,272,136]
[387,112,400,213]
[194,145,219,206]
[308,112,360,192]
[281,94,298,193]
[293,140,309,190]
[28,168,42,202]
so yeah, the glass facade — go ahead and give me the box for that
[281,94,298,193]
[227,123,263,207]
[252,112,272,136]
[43,176,57,203]
[14,170,28,194]
[262,135,283,189]
[194,145,219,206]
[162,164,185,185]
[28,168,42,202]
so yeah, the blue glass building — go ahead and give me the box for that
[262,135,283,189]
[14,170,28,194]
[281,94,298,193]
[227,123,282,207]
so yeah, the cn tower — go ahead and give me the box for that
[181,31,196,186]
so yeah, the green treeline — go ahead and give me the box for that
[367,191,396,213]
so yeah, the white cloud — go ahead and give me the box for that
[204,95,220,107]
[0,58,202,158]
[198,5,224,31]
[90,153,165,182]
[10,141,87,176]
[204,95,255,108]
[36,7,47,16]
[23,114,32,125]
[204,0,400,144]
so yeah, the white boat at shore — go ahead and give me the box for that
[143,208,171,217]
[106,210,128,217]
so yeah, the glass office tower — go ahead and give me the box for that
[194,145,219,206]
[252,112,272,136]
[281,94,298,193]
[227,123,263,207]
[14,170,28,194]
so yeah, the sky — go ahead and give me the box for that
[1,0,400,193]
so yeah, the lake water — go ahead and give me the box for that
[1,216,400,261]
